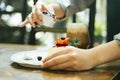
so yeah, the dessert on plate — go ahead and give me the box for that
[48,37,83,55]
[48,37,69,54]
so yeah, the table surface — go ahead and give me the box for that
[0,43,120,80]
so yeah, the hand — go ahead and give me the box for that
[19,1,56,28]
[41,46,95,71]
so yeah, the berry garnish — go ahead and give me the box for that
[37,56,42,61]
[55,37,70,47]
[60,37,65,40]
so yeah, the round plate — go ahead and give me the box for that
[10,50,48,68]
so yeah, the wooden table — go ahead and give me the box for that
[0,43,120,80]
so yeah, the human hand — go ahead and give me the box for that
[19,1,56,28]
[41,46,95,71]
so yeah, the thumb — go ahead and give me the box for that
[41,4,48,12]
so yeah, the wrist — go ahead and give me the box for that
[87,49,101,67]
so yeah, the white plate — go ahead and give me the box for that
[10,50,48,68]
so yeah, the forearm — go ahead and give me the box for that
[89,40,120,66]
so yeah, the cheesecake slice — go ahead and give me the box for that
[48,47,65,55]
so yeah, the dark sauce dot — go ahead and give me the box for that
[37,56,42,61]
[60,37,65,40]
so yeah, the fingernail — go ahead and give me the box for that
[33,26,35,28]
[19,23,23,27]
[41,64,45,68]
[32,25,35,28]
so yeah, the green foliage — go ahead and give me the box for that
[68,38,81,48]
[95,22,106,36]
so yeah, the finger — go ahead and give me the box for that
[32,6,38,21]
[35,3,43,25]
[49,60,73,70]
[35,8,43,25]
[42,47,72,62]
[41,4,49,12]
[32,6,42,25]
[41,53,72,68]
[64,67,74,71]
[65,66,84,71]
[19,19,28,27]
[53,18,57,22]
[27,14,36,28]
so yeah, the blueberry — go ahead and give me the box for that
[37,56,42,61]
[60,37,65,40]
